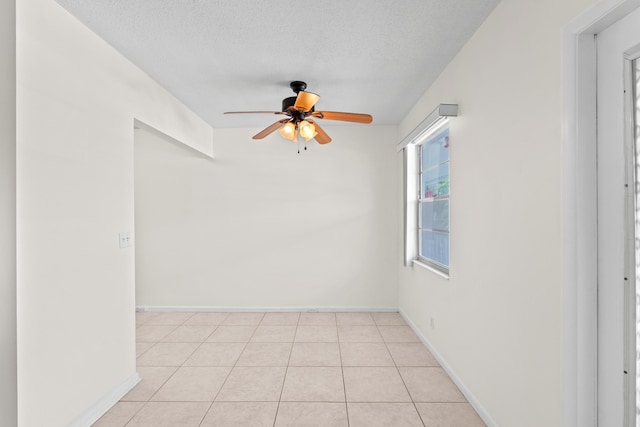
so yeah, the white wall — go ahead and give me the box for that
[135,126,398,309]
[0,0,16,425]
[397,0,595,426]
[16,1,212,425]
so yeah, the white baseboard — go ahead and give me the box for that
[399,309,498,427]
[137,306,399,313]
[68,372,141,427]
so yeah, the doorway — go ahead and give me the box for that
[563,1,640,426]
[596,6,640,426]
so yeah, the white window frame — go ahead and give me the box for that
[397,104,458,277]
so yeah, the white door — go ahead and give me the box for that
[597,6,640,426]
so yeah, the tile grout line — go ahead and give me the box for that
[115,399,462,403]
[124,312,417,424]
[375,317,427,427]
[134,321,182,359]
[337,314,351,427]
[127,317,166,422]
[117,311,434,426]
[124,319,173,426]
[125,312,203,426]
[197,312,264,427]
[272,312,301,427]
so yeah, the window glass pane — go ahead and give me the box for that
[421,128,449,171]
[421,199,449,232]
[420,230,449,267]
[421,163,449,198]
[415,121,450,273]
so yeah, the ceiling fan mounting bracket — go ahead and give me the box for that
[289,81,307,94]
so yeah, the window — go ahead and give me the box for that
[397,103,456,276]
[417,124,450,273]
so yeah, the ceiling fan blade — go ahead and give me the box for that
[293,91,320,112]
[224,111,287,115]
[307,119,332,144]
[312,111,373,124]
[252,119,290,140]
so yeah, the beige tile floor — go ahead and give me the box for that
[93,312,486,427]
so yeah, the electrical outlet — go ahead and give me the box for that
[430,317,435,330]
[119,231,133,248]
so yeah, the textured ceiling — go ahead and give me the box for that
[56,0,500,128]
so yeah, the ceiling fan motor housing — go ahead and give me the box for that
[283,81,312,115]
[282,96,314,116]
[282,96,297,112]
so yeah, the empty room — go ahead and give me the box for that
[4,0,640,426]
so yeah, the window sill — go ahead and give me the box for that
[412,259,450,280]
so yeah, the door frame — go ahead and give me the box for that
[563,1,640,426]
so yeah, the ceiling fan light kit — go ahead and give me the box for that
[279,121,297,141]
[298,120,318,141]
[224,81,373,151]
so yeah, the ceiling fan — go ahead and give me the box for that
[224,81,373,146]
